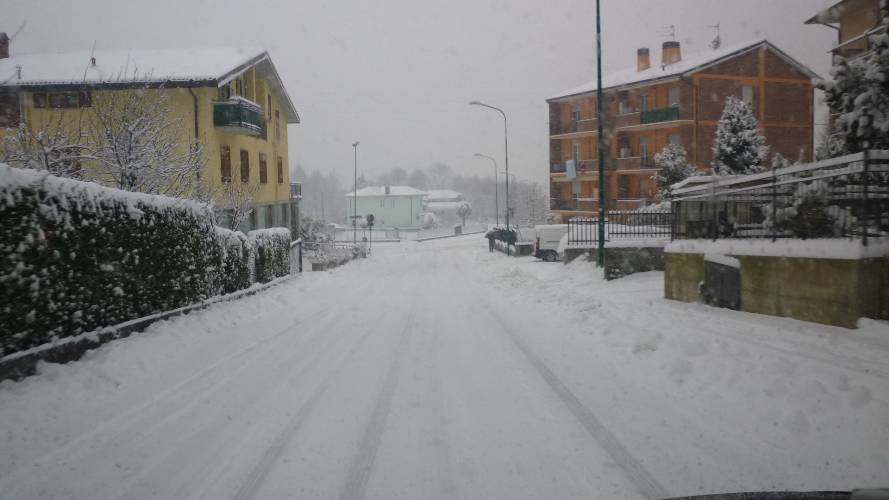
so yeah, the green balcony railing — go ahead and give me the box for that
[213,97,263,136]
[640,106,680,124]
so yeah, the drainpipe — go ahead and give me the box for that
[187,88,199,139]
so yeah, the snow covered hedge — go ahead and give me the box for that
[249,228,291,283]
[0,165,290,355]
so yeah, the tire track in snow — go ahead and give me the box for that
[483,303,670,500]
[6,304,335,481]
[230,311,386,500]
[338,298,418,500]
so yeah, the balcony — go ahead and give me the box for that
[551,198,597,212]
[615,156,655,171]
[214,97,263,136]
[290,182,302,200]
[551,162,566,173]
[640,106,680,125]
[551,118,597,136]
[550,160,600,177]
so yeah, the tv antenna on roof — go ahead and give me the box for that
[708,22,722,50]
[658,25,676,41]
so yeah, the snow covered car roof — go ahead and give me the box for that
[547,39,819,101]
[0,47,300,123]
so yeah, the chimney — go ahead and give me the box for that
[662,41,681,66]
[90,57,96,67]
[637,47,651,72]
[0,33,9,60]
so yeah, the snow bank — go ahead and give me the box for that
[665,238,889,260]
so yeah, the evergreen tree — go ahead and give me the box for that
[711,96,768,175]
[651,143,697,200]
[818,0,889,155]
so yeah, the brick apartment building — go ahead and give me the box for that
[547,39,818,221]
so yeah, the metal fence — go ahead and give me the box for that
[670,150,889,245]
[567,210,673,245]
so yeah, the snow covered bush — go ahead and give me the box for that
[216,227,253,294]
[712,96,768,175]
[249,228,291,283]
[762,180,849,239]
[0,165,223,355]
[819,2,889,155]
[652,143,697,200]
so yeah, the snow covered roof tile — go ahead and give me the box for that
[424,189,463,201]
[548,39,818,101]
[0,47,300,123]
[344,185,427,197]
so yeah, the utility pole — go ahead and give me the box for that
[596,0,606,268]
[352,141,359,244]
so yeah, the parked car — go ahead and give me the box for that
[532,224,568,262]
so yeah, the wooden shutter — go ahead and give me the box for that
[240,149,250,183]
[220,146,231,182]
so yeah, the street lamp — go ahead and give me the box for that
[501,171,517,224]
[469,100,510,234]
[352,141,359,244]
[474,153,499,227]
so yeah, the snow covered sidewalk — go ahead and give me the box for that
[0,236,887,499]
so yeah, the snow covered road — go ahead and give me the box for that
[1,235,888,499]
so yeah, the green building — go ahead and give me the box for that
[344,185,427,228]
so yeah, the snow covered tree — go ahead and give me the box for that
[1,113,86,177]
[651,143,697,200]
[456,200,472,226]
[86,86,205,198]
[818,0,889,155]
[711,96,768,175]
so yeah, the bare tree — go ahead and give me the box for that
[85,85,205,198]
[213,179,260,231]
[1,111,87,177]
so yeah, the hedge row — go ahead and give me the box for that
[0,165,291,356]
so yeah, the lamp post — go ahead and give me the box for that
[474,153,499,227]
[469,100,509,233]
[352,141,359,244]
[595,0,606,267]
[501,171,517,224]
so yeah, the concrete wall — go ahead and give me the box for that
[665,251,889,328]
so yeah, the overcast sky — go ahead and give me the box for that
[7,0,837,186]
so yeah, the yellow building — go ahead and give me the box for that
[0,42,301,233]
[806,0,883,60]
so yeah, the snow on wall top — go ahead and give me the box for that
[344,186,427,197]
[0,47,267,87]
[548,39,817,101]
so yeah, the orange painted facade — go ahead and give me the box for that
[547,40,816,221]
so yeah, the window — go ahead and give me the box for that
[33,93,47,108]
[277,157,284,183]
[668,133,681,146]
[668,87,680,107]
[639,95,649,113]
[275,110,281,140]
[571,180,581,200]
[218,86,231,100]
[571,106,581,122]
[240,149,250,183]
[265,205,274,228]
[572,143,581,163]
[618,91,632,114]
[742,85,754,105]
[49,93,67,108]
[639,136,649,159]
[639,178,648,198]
[259,153,268,184]
[380,199,385,208]
[618,176,630,198]
[220,146,231,182]
[267,95,272,121]
[618,136,631,158]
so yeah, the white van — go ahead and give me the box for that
[532,224,568,262]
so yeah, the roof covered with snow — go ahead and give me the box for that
[424,189,463,201]
[0,47,300,123]
[548,39,819,101]
[344,185,427,197]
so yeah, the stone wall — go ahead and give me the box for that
[665,250,889,328]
